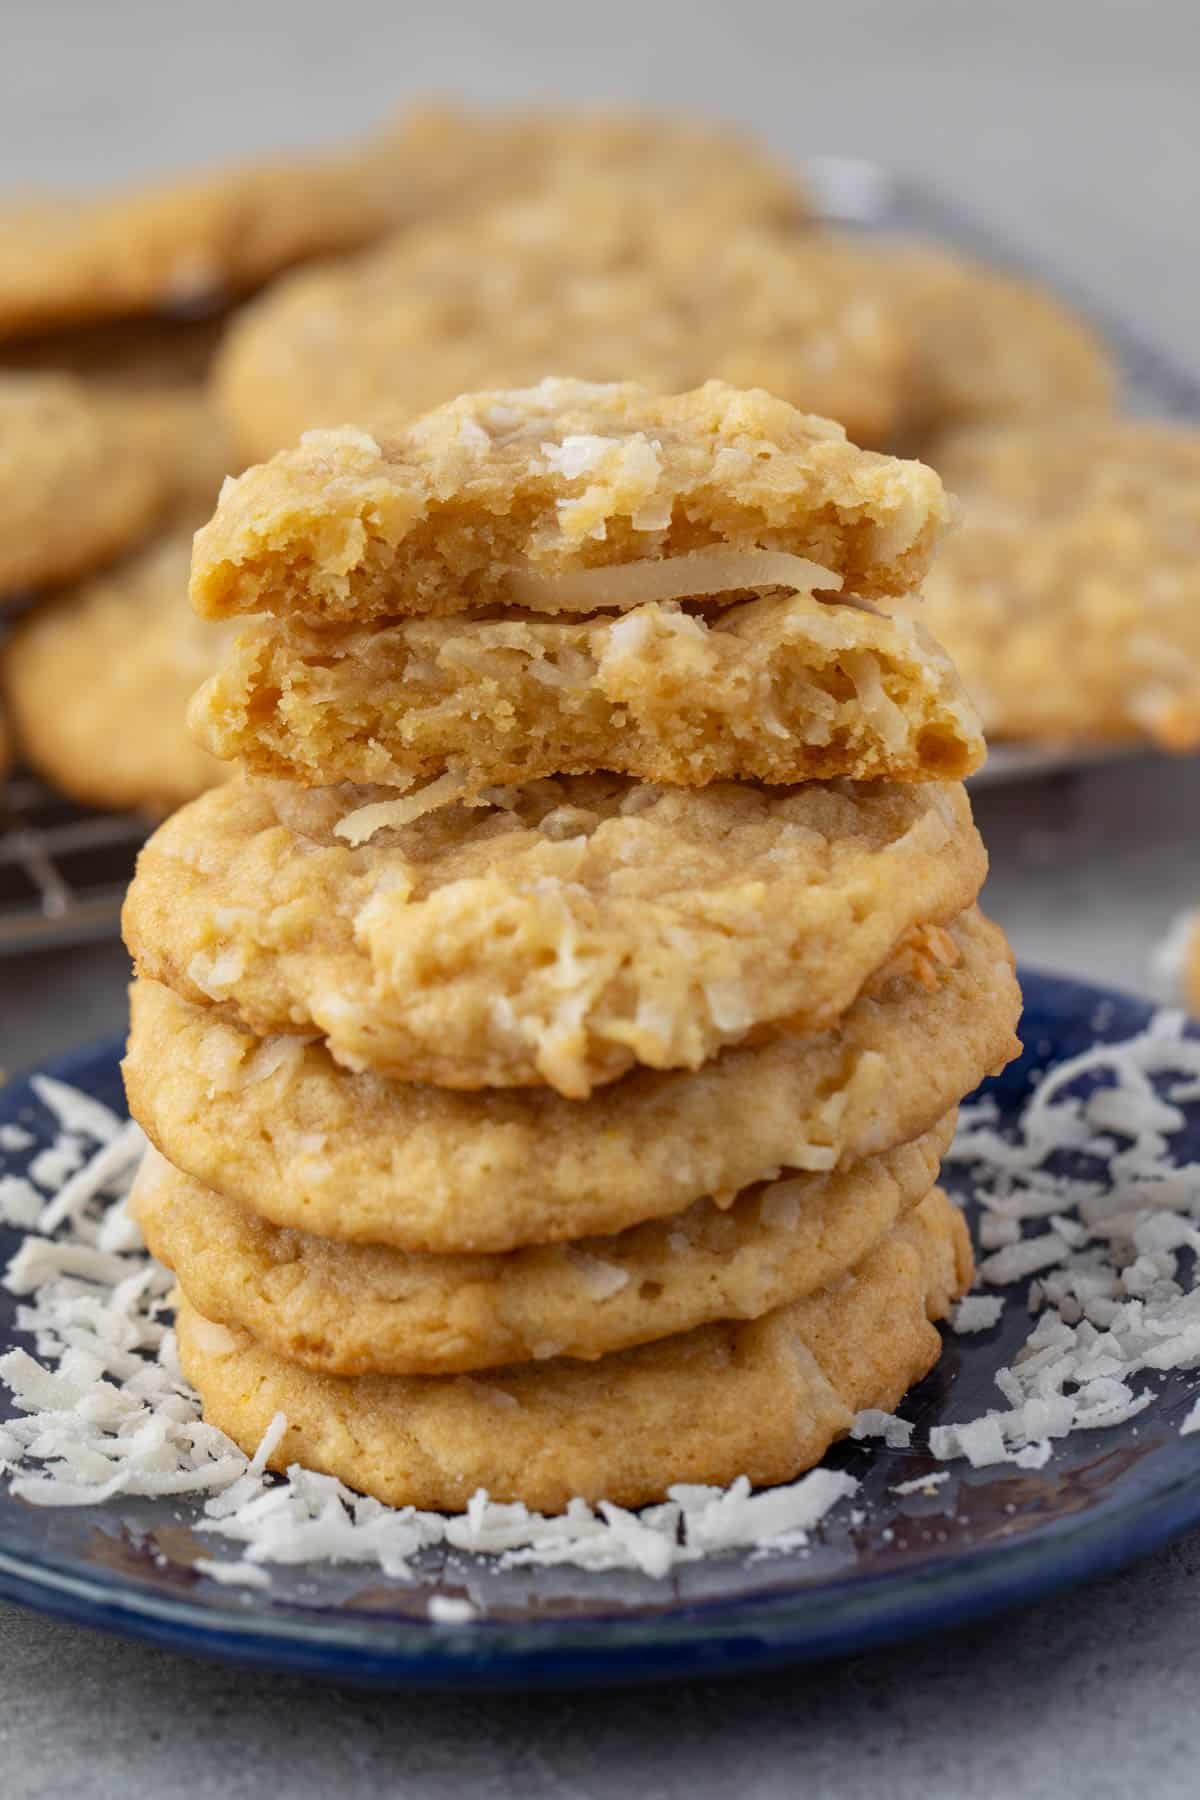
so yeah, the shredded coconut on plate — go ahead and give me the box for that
[3,1012,1200,1598]
[850,1409,914,1449]
[0,1092,858,1584]
[891,1470,952,1498]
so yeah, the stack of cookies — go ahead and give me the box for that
[122,379,1021,1514]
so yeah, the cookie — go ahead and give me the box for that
[176,1187,971,1512]
[4,524,233,813]
[914,419,1200,747]
[870,243,1116,444]
[0,103,806,341]
[214,203,906,464]
[130,392,238,520]
[133,1116,952,1376]
[190,591,984,793]
[123,773,987,1097]
[124,907,1018,1253]
[191,380,950,627]
[0,374,169,597]
[462,105,810,231]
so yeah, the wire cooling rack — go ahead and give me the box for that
[2,156,1198,954]
[0,775,147,951]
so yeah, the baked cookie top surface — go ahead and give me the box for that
[124,907,1018,1253]
[134,1119,951,1376]
[123,772,987,1097]
[215,207,903,465]
[176,1189,970,1513]
[0,374,169,596]
[876,243,1117,443]
[917,418,1200,747]
[191,379,950,625]
[190,591,985,793]
[4,523,233,813]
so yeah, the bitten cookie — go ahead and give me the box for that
[191,591,984,794]
[191,379,950,626]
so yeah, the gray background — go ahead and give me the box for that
[2,1,1200,1793]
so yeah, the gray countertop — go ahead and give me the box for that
[3,2,1200,1793]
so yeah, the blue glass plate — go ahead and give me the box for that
[2,969,1198,1689]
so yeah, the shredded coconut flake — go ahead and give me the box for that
[951,1295,1005,1334]
[850,1409,914,1449]
[891,1470,952,1498]
[427,1594,478,1624]
[1179,1398,1200,1437]
[335,772,466,845]
[566,1251,630,1301]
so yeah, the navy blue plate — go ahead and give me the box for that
[2,968,1199,1688]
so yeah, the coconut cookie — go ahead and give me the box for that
[872,244,1116,445]
[124,908,1018,1253]
[177,1187,971,1513]
[0,374,171,597]
[191,380,950,627]
[915,419,1200,748]
[191,592,985,793]
[4,525,234,813]
[0,104,809,342]
[124,774,987,1097]
[0,103,536,339]
[214,202,905,464]
[135,1117,952,1375]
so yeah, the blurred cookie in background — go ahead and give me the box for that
[2,390,235,810]
[216,199,907,463]
[912,417,1200,749]
[4,522,233,813]
[869,243,1116,448]
[0,101,808,341]
[0,373,179,600]
[0,102,508,337]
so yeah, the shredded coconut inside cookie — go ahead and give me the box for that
[3,1011,1199,1598]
